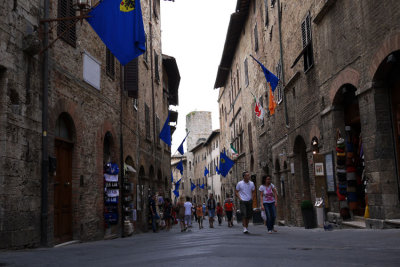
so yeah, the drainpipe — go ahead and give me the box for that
[41,0,49,246]
[150,22,156,188]
[277,0,289,127]
[120,67,125,236]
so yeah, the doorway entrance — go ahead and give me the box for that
[54,114,74,244]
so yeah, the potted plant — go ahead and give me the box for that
[301,200,315,229]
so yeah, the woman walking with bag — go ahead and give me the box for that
[259,175,278,234]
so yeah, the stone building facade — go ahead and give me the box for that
[0,0,179,249]
[215,0,400,227]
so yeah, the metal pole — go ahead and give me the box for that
[40,0,50,246]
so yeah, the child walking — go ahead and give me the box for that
[196,203,204,229]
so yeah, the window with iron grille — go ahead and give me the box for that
[57,0,76,47]
[301,13,314,72]
[154,51,160,82]
[244,58,249,87]
[254,23,259,52]
[106,48,115,79]
[145,104,150,139]
[275,60,283,104]
[264,0,269,26]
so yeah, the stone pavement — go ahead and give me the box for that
[1,222,400,267]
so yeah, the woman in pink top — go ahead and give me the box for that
[259,175,278,233]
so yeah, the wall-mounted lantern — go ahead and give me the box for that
[311,136,319,155]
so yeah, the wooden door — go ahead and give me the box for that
[54,139,73,244]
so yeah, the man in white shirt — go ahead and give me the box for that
[183,197,193,230]
[235,171,255,234]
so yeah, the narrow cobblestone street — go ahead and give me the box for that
[1,222,400,267]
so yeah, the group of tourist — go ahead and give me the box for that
[149,171,278,234]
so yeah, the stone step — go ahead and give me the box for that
[341,220,366,229]
[384,219,400,228]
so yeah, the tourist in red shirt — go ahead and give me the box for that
[216,202,224,226]
[224,198,235,227]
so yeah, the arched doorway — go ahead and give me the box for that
[333,84,365,216]
[293,136,312,225]
[54,113,75,244]
[103,131,118,237]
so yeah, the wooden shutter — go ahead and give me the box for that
[248,122,253,152]
[57,0,76,47]
[301,14,314,71]
[124,58,139,98]
[156,116,160,145]
[145,104,150,139]
[254,24,259,52]
[244,58,249,87]
[106,48,115,79]
[154,52,160,82]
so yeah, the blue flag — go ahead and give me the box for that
[87,0,146,65]
[190,180,196,192]
[199,183,205,189]
[204,167,209,177]
[216,166,220,175]
[171,171,173,183]
[176,160,183,175]
[177,133,188,155]
[250,55,279,92]
[159,113,171,146]
[173,189,179,198]
[219,150,234,177]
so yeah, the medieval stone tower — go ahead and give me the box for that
[184,111,212,200]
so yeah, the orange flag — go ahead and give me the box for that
[269,83,277,115]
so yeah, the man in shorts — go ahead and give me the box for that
[235,171,255,234]
[184,197,193,230]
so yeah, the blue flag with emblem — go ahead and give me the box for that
[219,150,234,177]
[86,0,146,65]
[190,180,196,192]
[199,183,205,189]
[204,167,209,177]
[159,113,171,146]
[176,159,183,175]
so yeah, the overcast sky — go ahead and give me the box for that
[161,0,237,153]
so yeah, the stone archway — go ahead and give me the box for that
[369,50,400,219]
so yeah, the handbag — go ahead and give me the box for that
[261,210,267,221]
